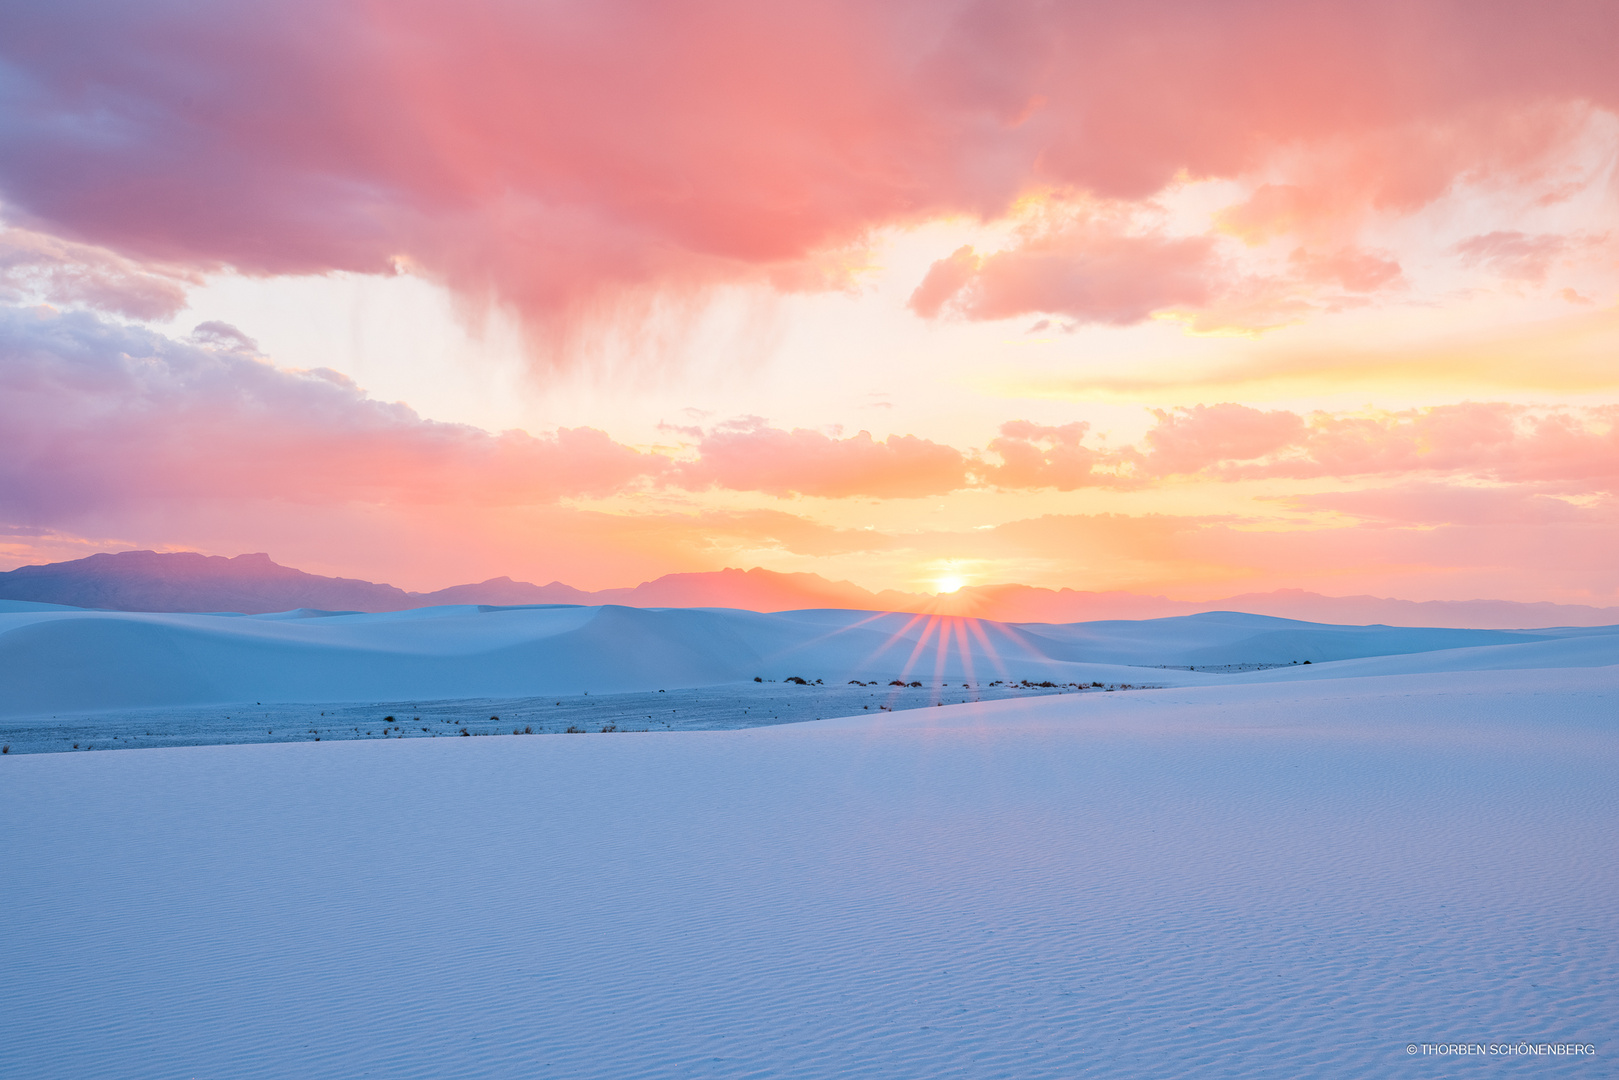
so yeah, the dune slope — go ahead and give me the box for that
[5,602,1614,719]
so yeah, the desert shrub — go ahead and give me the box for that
[601,724,617,733]
[753,676,762,682]
[848,680,864,685]
[459,728,470,736]
[490,715,500,721]
[384,716,395,722]
[888,679,907,686]
[566,725,583,734]
[524,726,533,734]
[908,680,922,688]
[513,728,521,735]
[1,745,7,754]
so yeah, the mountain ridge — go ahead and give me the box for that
[2,550,1615,629]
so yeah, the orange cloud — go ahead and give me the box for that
[982,421,1118,490]
[676,421,969,498]
[983,403,1619,491]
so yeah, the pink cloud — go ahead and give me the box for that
[2,1,1616,334]
[983,402,1619,490]
[0,308,975,519]
[0,228,198,319]
[0,307,668,519]
[909,224,1214,325]
[1141,404,1307,476]
[907,245,979,319]
[1281,485,1606,527]
[1288,247,1403,292]
[983,421,1127,490]
[677,421,968,498]
[1454,231,1570,283]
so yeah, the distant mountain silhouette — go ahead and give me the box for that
[416,576,594,606]
[0,551,413,614]
[2,550,1616,628]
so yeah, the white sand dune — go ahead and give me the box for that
[2,662,1613,1078]
[5,600,1613,718]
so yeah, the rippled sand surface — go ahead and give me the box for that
[2,666,1614,1078]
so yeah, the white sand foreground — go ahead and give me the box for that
[2,659,1614,1078]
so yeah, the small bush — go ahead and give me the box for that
[490,715,500,721]
[524,726,533,734]
[753,676,762,682]
[1,745,8,754]
[459,728,470,736]
[908,680,922,688]
[600,724,618,733]
[888,679,907,686]
[566,725,584,734]
[384,716,395,723]
[785,676,808,685]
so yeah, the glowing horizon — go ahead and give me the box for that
[2,1,1617,604]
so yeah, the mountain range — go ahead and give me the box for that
[2,550,1616,629]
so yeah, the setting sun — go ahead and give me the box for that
[935,574,966,594]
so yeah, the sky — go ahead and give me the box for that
[2,0,1617,602]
